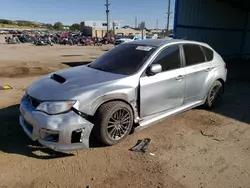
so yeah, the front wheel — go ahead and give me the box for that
[94,101,134,145]
[205,80,223,108]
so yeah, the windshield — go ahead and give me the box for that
[89,44,156,75]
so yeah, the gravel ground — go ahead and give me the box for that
[0,36,250,188]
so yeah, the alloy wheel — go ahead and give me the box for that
[209,85,222,104]
[107,108,132,140]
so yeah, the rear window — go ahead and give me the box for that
[89,44,156,75]
[183,44,206,66]
[202,46,214,61]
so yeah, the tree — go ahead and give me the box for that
[45,24,53,30]
[0,19,13,24]
[108,29,115,36]
[69,23,80,31]
[122,25,132,29]
[138,22,145,30]
[53,22,64,30]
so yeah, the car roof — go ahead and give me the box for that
[126,39,210,48]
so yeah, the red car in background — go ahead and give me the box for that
[60,32,69,38]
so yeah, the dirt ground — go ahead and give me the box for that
[0,35,250,188]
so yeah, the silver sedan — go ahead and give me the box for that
[19,39,227,151]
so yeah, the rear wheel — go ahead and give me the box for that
[205,80,223,108]
[94,101,134,145]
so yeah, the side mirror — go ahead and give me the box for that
[147,64,162,76]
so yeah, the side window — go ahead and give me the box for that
[152,45,181,72]
[183,44,206,66]
[202,46,214,61]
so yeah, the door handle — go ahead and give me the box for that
[205,68,211,72]
[176,75,184,80]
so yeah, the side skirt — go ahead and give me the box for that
[134,99,206,132]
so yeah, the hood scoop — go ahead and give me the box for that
[50,74,66,83]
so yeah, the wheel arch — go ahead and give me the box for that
[203,76,225,101]
[93,98,137,122]
[216,78,225,93]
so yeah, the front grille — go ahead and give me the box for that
[27,95,41,108]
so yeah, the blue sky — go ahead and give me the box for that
[0,0,175,29]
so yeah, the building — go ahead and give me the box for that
[148,29,164,34]
[174,0,250,58]
[81,20,121,30]
[80,21,147,37]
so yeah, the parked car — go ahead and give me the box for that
[114,34,146,46]
[0,30,8,34]
[19,39,227,151]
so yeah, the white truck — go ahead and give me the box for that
[114,34,146,46]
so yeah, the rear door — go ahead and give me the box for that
[140,44,186,118]
[182,43,213,103]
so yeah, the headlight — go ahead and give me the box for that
[36,101,76,115]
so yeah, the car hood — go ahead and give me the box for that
[27,66,126,101]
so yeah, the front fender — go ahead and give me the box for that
[75,75,140,120]
[90,88,139,121]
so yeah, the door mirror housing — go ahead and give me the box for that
[147,64,162,76]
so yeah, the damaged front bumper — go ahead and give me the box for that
[19,97,94,151]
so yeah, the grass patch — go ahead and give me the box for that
[0,24,46,29]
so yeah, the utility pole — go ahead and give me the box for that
[135,17,137,28]
[105,0,110,37]
[139,21,145,39]
[156,19,159,29]
[113,21,115,34]
[166,0,171,36]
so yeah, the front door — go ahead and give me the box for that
[140,45,186,118]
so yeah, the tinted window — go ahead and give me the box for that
[89,44,156,75]
[152,45,181,71]
[202,46,214,61]
[183,44,206,66]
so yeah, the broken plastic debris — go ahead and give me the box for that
[130,138,151,153]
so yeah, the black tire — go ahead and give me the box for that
[204,80,223,108]
[94,101,134,146]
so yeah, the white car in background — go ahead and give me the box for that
[114,34,146,46]
[0,30,8,34]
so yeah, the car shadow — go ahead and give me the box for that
[0,104,74,159]
[0,104,107,159]
[207,59,250,124]
[62,61,92,67]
